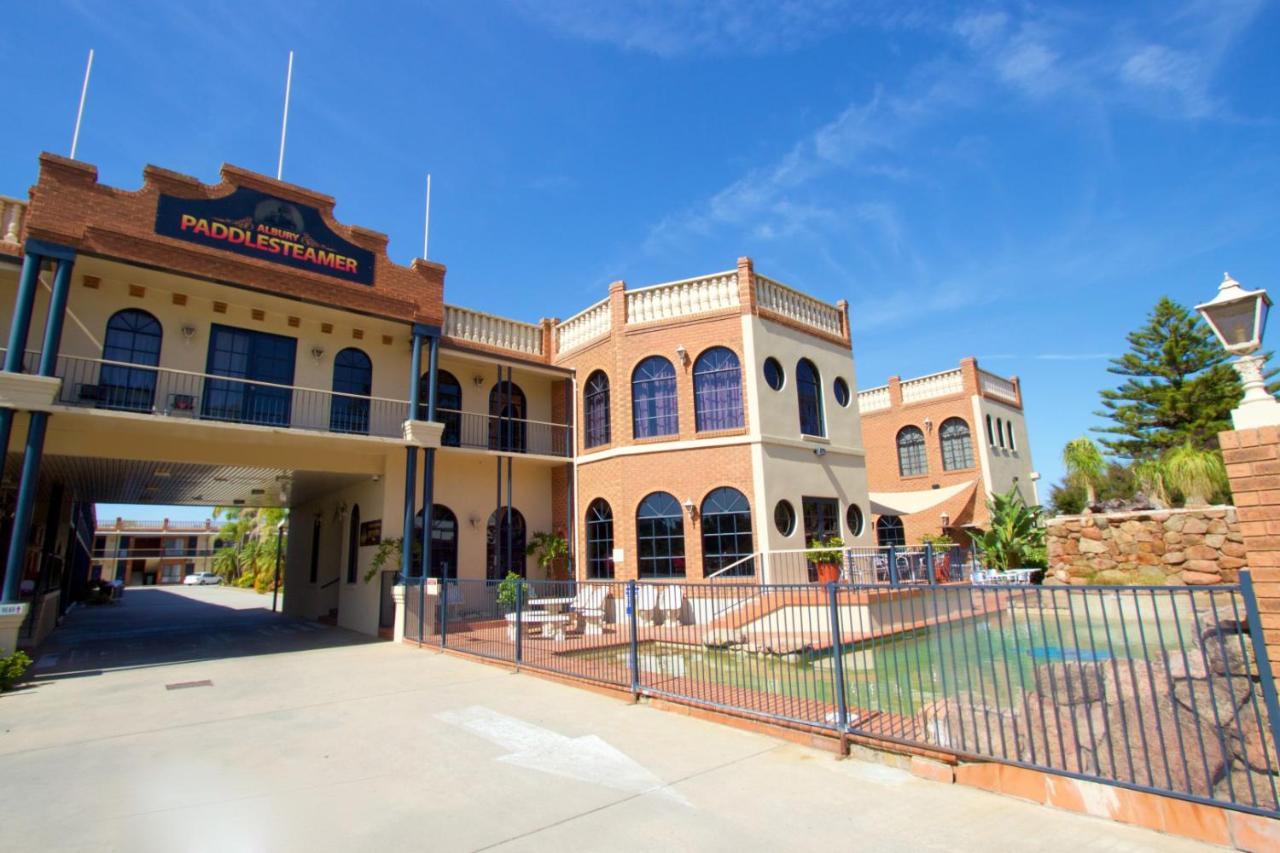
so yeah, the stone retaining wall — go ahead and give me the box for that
[1046,506,1244,586]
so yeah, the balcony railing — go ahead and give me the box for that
[92,548,214,559]
[444,305,544,356]
[554,297,611,354]
[753,275,843,338]
[624,270,740,325]
[978,369,1019,404]
[7,352,573,456]
[900,367,964,404]
[0,196,26,245]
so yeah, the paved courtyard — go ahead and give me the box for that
[0,587,1213,852]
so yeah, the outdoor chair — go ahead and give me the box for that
[570,583,610,635]
[658,584,684,626]
[634,584,659,627]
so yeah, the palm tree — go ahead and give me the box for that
[1163,443,1228,507]
[1132,459,1170,509]
[1062,437,1105,508]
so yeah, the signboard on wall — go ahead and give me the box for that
[155,186,375,285]
[359,520,382,547]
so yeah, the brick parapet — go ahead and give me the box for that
[1220,426,1280,665]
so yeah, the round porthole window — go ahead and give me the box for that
[834,377,850,407]
[774,500,796,536]
[763,357,785,391]
[846,504,865,537]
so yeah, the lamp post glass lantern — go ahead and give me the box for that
[1196,273,1280,428]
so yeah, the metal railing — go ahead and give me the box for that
[436,408,572,458]
[709,544,980,585]
[402,573,1280,818]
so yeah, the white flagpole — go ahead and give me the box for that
[423,174,432,259]
[70,49,94,160]
[276,50,294,180]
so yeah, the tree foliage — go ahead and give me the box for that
[1062,436,1105,506]
[1048,462,1137,515]
[1163,443,1229,507]
[1094,297,1243,460]
[969,487,1045,570]
[211,506,288,591]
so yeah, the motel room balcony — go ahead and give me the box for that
[5,350,573,458]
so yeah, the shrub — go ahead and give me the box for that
[496,571,524,609]
[0,650,32,691]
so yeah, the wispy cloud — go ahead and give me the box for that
[1034,353,1114,361]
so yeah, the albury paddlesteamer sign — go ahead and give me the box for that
[155,186,375,285]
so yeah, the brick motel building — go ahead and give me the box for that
[0,151,1036,640]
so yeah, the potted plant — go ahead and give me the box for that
[525,531,569,580]
[805,535,845,584]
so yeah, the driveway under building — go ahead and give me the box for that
[0,587,1210,852]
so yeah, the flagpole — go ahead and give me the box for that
[423,174,432,259]
[70,49,94,160]
[277,50,294,180]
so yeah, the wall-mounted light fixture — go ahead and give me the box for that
[181,323,197,342]
[813,446,827,457]
[940,511,950,528]
[923,417,933,432]
[682,497,695,518]
[310,345,326,363]
[675,344,688,365]
[473,375,486,388]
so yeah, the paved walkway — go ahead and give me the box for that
[0,588,1213,852]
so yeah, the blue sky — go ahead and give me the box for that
[5,1,1279,523]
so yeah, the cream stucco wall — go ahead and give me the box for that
[972,396,1036,505]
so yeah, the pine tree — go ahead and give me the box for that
[1094,297,1242,460]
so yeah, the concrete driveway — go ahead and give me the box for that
[0,587,1211,852]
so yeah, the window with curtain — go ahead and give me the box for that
[700,487,753,576]
[897,426,928,476]
[632,356,678,439]
[636,492,685,578]
[418,369,462,447]
[693,347,743,432]
[583,371,611,448]
[100,309,163,411]
[585,499,614,579]
[330,347,372,434]
[796,358,824,437]
[876,515,906,547]
[939,417,974,471]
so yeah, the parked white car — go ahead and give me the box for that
[183,572,221,586]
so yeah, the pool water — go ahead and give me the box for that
[576,610,1185,716]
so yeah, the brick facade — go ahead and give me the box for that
[1219,426,1280,659]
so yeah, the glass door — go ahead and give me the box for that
[801,497,839,583]
[203,325,297,427]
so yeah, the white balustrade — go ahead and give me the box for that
[554,297,611,354]
[899,368,964,404]
[0,196,26,244]
[857,385,891,413]
[752,275,843,337]
[979,370,1019,404]
[443,305,543,356]
[625,271,739,325]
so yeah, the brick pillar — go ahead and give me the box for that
[736,256,756,314]
[1219,426,1280,662]
[539,317,557,363]
[888,375,903,406]
[959,356,980,396]
[836,299,849,341]
[608,280,627,332]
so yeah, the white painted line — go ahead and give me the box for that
[435,705,689,805]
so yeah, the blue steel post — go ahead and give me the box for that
[405,332,423,639]
[0,251,45,469]
[827,581,850,754]
[419,335,438,580]
[1240,570,1280,773]
[514,580,524,668]
[924,542,935,586]
[888,545,899,586]
[2,251,73,603]
[627,580,640,701]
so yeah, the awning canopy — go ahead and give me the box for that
[868,480,978,517]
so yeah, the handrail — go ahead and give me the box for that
[624,269,738,295]
[434,406,568,431]
[320,577,340,589]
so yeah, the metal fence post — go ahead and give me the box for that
[888,545,899,586]
[627,580,640,701]
[514,580,525,668]
[924,542,935,586]
[1240,570,1280,767]
[827,581,850,755]
[439,580,448,650]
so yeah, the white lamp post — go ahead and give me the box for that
[1195,272,1280,429]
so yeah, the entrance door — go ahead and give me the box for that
[801,497,839,583]
[203,324,298,427]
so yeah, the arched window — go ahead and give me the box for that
[897,426,928,477]
[100,309,162,411]
[330,347,372,433]
[346,504,360,583]
[996,418,1006,448]
[985,414,994,445]
[1006,420,1017,451]
[308,518,321,583]
[489,380,527,452]
[796,358,825,437]
[419,369,462,447]
[939,418,974,471]
[585,499,614,579]
[632,356,678,438]
[413,504,459,579]
[693,347,743,432]
[486,507,526,579]
[583,371,611,448]
[636,492,685,578]
[876,515,906,548]
[701,487,753,576]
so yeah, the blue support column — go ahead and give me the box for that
[2,250,74,603]
[0,251,45,468]
[419,336,439,581]
[401,331,424,582]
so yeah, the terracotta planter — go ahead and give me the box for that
[816,561,840,584]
